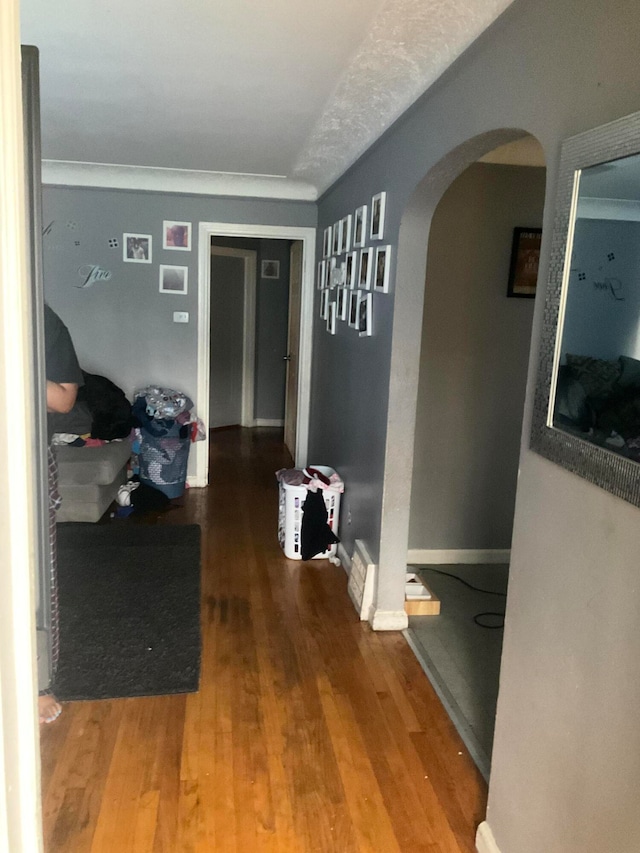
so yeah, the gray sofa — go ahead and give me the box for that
[54,441,131,522]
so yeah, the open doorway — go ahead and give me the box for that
[195,223,315,485]
[403,138,546,778]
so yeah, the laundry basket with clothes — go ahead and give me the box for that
[132,386,203,499]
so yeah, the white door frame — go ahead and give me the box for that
[196,222,316,485]
[209,245,256,428]
[0,3,45,850]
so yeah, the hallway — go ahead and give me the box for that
[40,428,486,852]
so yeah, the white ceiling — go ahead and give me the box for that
[20,0,514,200]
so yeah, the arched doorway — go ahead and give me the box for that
[374,129,547,775]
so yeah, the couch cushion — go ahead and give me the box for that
[55,441,131,486]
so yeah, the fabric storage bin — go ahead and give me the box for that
[278,465,341,560]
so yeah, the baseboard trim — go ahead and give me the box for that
[408,549,511,565]
[254,418,284,427]
[337,542,351,576]
[476,821,501,853]
[370,608,409,631]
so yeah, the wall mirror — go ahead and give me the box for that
[531,109,640,507]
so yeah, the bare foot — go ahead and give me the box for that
[39,694,62,725]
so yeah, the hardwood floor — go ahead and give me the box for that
[40,427,487,852]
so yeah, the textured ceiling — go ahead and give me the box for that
[20,0,514,198]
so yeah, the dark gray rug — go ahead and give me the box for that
[53,523,201,701]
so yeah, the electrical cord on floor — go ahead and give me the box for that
[420,567,506,630]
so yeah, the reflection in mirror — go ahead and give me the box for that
[531,109,640,508]
[552,152,640,464]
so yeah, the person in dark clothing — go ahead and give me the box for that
[40,304,83,724]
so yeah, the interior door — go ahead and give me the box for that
[284,241,302,459]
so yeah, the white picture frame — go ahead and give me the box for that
[337,287,348,321]
[159,264,188,294]
[357,291,373,337]
[345,251,357,289]
[327,301,337,335]
[323,225,332,259]
[123,233,152,263]
[318,259,326,290]
[374,245,391,293]
[163,220,191,251]
[320,288,329,320]
[348,290,359,327]
[341,214,352,253]
[358,247,372,290]
[354,204,367,248]
[332,221,341,256]
[370,191,386,240]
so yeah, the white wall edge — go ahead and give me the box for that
[408,549,511,565]
[370,608,409,631]
[476,821,502,853]
[337,542,351,576]
[42,160,318,201]
[255,419,284,427]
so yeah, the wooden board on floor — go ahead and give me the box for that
[405,581,441,615]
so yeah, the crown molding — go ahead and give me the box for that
[41,160,318,201]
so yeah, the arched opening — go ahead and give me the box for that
[375,129,547,777]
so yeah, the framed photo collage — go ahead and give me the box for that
[318,191,390,337]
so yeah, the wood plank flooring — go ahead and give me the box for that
[40,427,487,852]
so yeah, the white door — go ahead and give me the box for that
[209,246,256,428]
[284,241,302,458]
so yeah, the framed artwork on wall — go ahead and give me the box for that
[337,287,348,321]
[341,214,352,253]
[332,221,341,256]
[358,247,372,290]
[159,264,188,294]
[323,225,332,259]
[163,220,191,251]
[123,233,152,263]
[348,290,359,327]
[354,205,367,248]
[374,245,391,293]
[370,191,386,240]
[327,301,337,335]
[320,289,329,319]
[261,260,280,279]
[318,260,326,290]
[357,291,373,337]
[507,227,541,297]
[345,251,357,289]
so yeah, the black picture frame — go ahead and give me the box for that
[507,227,542,298]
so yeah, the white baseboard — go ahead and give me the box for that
[370,608,408,631]
[186,475,206,488]
[476,821,501,853]
[408,549,510,565]
[337,542,351,576]
[254,418,284,427]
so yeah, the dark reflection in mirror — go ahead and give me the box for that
[552,151,640,462]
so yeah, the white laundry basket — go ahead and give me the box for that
[278,466,341,560]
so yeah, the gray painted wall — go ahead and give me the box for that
[41,188,314,471]
[209,253,245,427]
[409,163,543,551]
[311,0,640,850]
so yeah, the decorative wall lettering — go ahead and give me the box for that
[77,264,112,288]
[593,277,624,300]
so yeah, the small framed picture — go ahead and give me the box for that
[507,227,541,297]
[159,264,188,295]
[328,256,338,288]
[348,291,359,328]
[327,301,337,335]
[318,260,326,290]
[354,205,367,248]
[370,192,386,240]
[341,214,352,253]
[358,248,372,290]
[337,287,348,321]
[123,233,152,263]
[332,221,342,256]
[357,291,373,337]
[261,260,280,279]
[320,289,329,320]
[345,251,357,289]
[323,226,332,259]
[324,259,332,289]
[163,220,191,251]
[374,245,391,293]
